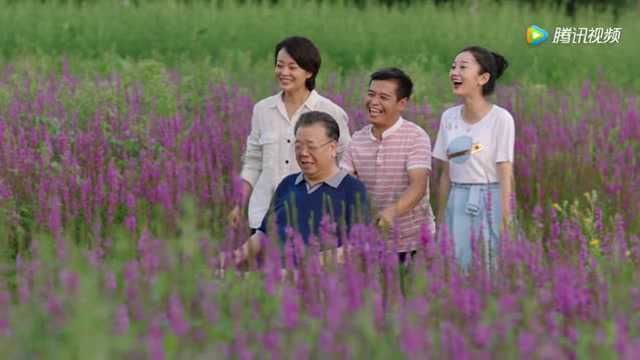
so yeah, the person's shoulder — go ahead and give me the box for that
[282,172,300,184]
[342,174,367,192]
[343,173,362,184]
[314,93,348,116]
[314,92,342,108]
[351,125,372,140]
[441,104,463,120]
[253,93,280,110]
[276,173,300,192]
[400,119,431,142]
[401,119,428,134]
[436,105,462,132]
[491,104,515,124]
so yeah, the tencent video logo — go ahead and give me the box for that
[527,25,549,45]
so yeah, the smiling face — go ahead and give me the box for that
[294,123,337,181]
[449,51,490,98]
[275,48,313,93]
[365,80,407,128]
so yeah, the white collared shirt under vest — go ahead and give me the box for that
[240,90,351,228]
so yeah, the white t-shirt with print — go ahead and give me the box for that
[432,104,515,183]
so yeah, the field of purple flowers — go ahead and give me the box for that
[0,61,638,358]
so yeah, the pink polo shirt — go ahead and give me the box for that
[340,117,436,252]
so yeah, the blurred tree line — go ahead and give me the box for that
[11,0,640,17]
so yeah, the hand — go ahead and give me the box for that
[280,268,298,282]
[375,207,397,233]
[435,211,446,226]
[216,252,227,277]
[337,247,345,265]
[318,247,346,267]
[218,249,244,269]
[217,250,241,277]
[501,210,513,235]
[228,205,242,229]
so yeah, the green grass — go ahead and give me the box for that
[0,0,638,96]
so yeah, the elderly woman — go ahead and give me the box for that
[227,111,368,266]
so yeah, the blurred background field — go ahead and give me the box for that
[1,0,639,101]
[0,0,639,358]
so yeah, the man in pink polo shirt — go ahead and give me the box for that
[340,68,435,263]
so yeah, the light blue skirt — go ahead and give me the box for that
[446,182,502,271]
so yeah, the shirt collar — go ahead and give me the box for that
[294,168,348,189]
[369,116,405,141]
[270,89,320,111]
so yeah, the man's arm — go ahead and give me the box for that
[377,168,429,226]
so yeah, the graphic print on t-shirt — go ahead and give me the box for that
[446,135,483,164]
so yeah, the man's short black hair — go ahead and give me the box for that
[369,67,413,100]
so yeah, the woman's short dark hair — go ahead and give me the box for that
[369,67,413,100]
[460,46,509,96]
[275,36,321,91]
[294,111,340,142]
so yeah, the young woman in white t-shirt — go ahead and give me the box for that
[432,46,515,271]
[229,36,351,233]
